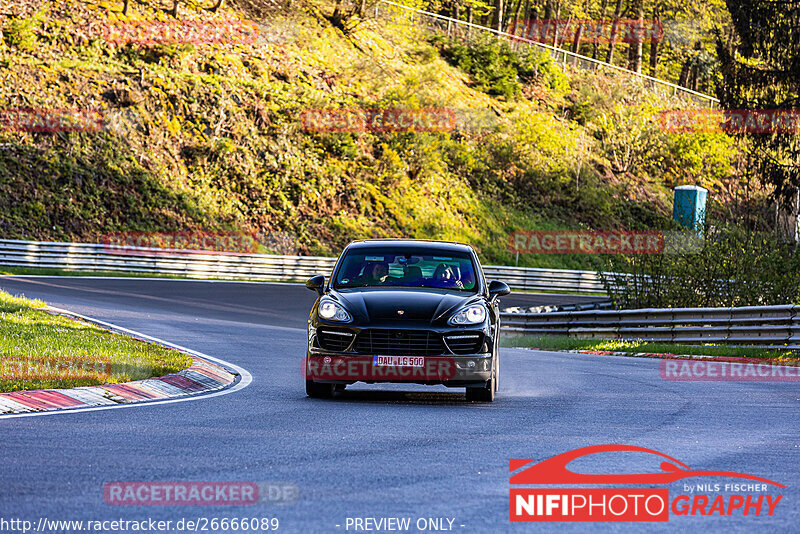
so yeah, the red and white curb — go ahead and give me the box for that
[0,307,252,418]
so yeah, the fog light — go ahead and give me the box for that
[468,360,476,368]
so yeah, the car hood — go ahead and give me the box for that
[332,288,480,324]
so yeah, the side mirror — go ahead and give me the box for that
[306,275,325,297]
[488,280,511,302]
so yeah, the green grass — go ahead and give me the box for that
[0,289,191,393]
[501,335,799,361]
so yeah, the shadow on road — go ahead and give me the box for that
[305,389,489,405]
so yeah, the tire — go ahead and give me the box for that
[466,376,495,402]
[466,357,496,402]
[468,337,498,402]
[493,332,500,393]
[306,379,335,398]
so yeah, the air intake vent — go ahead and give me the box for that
[443,333,484,354]
[355,329,445,356]
[317,328,355,352]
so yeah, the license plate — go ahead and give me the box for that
[372,355,425,367]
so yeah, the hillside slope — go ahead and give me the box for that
[0,0,744,268]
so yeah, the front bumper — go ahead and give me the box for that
[305,352,492,387]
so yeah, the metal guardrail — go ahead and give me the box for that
[0,239,608,294]
[10,240,785,347]
[503,300,613,314]
[0,240,338,282]
[376,0,719,108]
[500,305,800,348]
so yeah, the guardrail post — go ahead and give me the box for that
[725,307,733,344]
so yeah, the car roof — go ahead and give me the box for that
[344,239,474,254]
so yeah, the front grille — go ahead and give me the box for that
[317,328,355,352]
[355,329,445,356]
[443,332,484,354]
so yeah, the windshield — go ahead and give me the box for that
[333,247,479,292]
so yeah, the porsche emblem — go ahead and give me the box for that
[397,310,405,315]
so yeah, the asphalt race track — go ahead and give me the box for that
[0,277,797,533]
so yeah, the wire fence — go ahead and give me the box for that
[375,0,718,109]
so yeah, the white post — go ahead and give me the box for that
[795,188,799,246]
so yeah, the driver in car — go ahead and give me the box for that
[433,263,464,289]
[360,262,389,285]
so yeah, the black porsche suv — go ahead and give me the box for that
[304,240,510,402]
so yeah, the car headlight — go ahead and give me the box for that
[318,300,352,322]
[448,304,487,325]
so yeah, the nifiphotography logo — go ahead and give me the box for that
[509,445,785,522]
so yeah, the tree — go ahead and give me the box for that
[605,0,624,64]
[510,0,524,32]
[490,0,504,31]
[648,3,660,76]
[716,0,800,202]
[592,0,609,59]
[627,0,644,73]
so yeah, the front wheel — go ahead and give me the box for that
[493,342,500,392]
[306,380,335,398]
[466,357,496,403]
[466,376,495,402]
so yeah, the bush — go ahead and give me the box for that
[433,34,567,100]
[516,50,568,95]
[593,103,663,174]
[655,131,739,188]
[2,17,37,51]
[601,224,800,308]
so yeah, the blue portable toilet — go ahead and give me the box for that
[673,185,707,234]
